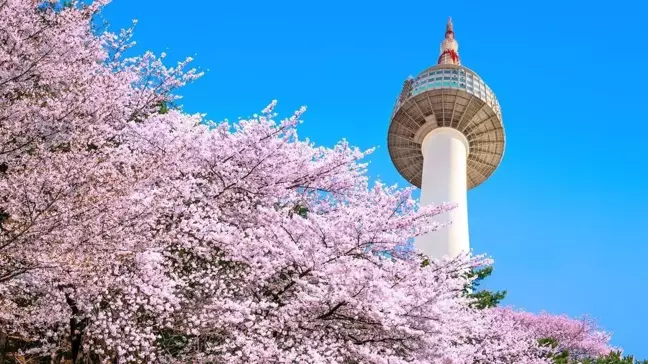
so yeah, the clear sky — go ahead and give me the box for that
[101,0,647,357]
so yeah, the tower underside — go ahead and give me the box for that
[388,76,505,189]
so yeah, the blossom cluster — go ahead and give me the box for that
[495,308,615,359]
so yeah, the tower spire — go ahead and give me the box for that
[446,16,454,36]
[438,16,460,65]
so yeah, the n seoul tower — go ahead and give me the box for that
[387,18,505,259]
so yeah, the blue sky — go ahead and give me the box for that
[101,0,647,356]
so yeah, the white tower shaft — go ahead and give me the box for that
[415,127,470,259]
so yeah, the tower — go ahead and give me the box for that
[387,18,505,259]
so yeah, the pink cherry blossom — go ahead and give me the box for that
[494,308,615,359]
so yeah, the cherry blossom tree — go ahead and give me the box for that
[0,1,628,363]
[494,308,615,361]
[0,0,198,361]
[0,0,198,279]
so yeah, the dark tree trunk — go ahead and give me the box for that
[0,328,7,364]
[70,316,81,364]
[64,290,87,364]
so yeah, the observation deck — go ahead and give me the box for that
[387,20,505,189]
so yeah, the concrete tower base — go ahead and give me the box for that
[415,127,470,259]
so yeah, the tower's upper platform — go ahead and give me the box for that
[387,18,505,189]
